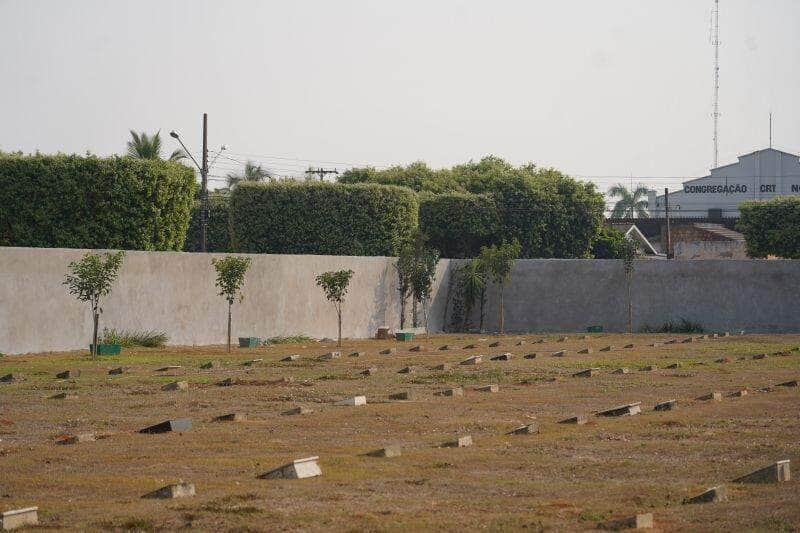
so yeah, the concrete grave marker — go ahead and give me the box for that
[777,379,798,387]
[683,485,727,504]
[108,367,127,375]
[491,353,513,361]
[282,406,312,416]
[752,353,768,360]
[597,402,641,417]
[367,446,401,458]
[524,353,538,359]
[376,327,392,340]
[733,460,790,483]
[143,482,196,499]
[559,415,588,425]
[552,350,567,357]
[389,391,412,401]
[442,435,472,448]
[755,386,774,393]
[508,423,539,435]
[516,340,526,346]
[711,333,719,339]
[573,368,600,378]
[714,357,731,363]
[243,358,263,366]
[259,456,321,479]
[379,348,396,355]
[599,346,614,352]
[433,363,453,371]
[336,395,367,406]
[728,390,748,398]
[215,412,246,422]
[49,391,77,400]
[665,363,681,369]
[319,352,340,360]
[533,338,546,344]
[613,368,630,374]
[460,355,482,365]
[2,373,25,383]
[682,337,695,343]
[217,377,235,387]
[654,399,678,411]
[624,344,635,349]
[162,381,188,392]
[580,335,590,340]
[489,341,501,347]
[476,384,499,393]
[281,355,301,362]
[361,367,378,376]
[557,337,568,342]
[640,365,656,372]
[409,345,425,352]
[56,370,80,379]
[57,433,95,445]
[200,361,219,370]
[597,513,653,530]
[664,339,678,344]
[440,387,463,397]
[650,342,662,347]
[156,366,182,371]
[0,507,38,530]
[722,332,730,337]
[398,366,416,374]
[348,352,364,358]
[139,418,192,434]
[463,344,478,349]
[320,337,335,343]
[438,345,452,351]
[696,392,722,402]
[578,348,592,354]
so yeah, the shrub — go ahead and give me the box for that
[419,193,500,258]
[640,318,704,334]
[229,181,418,256]
[0,153,196,250]
[591,226,631,259]
[738,197,800,258]
[101,328,168,348]
[184,195,232,252]
[266,334,314,344]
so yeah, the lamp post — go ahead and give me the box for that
[170,114,213,252]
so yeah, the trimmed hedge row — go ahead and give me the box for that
[419,193,500,258]
[230,181,418,256]
[739,197,800,258]
[184,196,232,253]
[0,154,196,250]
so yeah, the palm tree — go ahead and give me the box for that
[608,183,650,219]
[127,130,186,161]
[226,160,273,189]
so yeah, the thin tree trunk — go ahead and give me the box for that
[399,290,406,330]
[92,307,99,360]
[337,307,342,348]
[227,301,232,353]
[479,288,486,332]
[627,273,633,334]
[422,299,429,337]
[412,298,418,328]
[499,285,504,334]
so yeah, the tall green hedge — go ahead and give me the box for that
[0,153,197,250]
[230,181,418,255]
[419,193,500,258]
[739,197,800,258]
[184,195,232,252]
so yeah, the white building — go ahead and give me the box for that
[648,148,800,218]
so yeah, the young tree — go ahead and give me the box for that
[63,251,125,359]
[316,270,354,348]
[410,246,440,334]
[212,256,252,352]
[621,239,637,334]
[458,258,487,332]
[480,239,521,334]
[394,240,415,329]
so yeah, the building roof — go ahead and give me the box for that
[610,223,661,256]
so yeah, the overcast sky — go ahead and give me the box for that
[1,0,798,194]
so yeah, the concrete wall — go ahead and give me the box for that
[674,241,748,260]
[2,247,799,354]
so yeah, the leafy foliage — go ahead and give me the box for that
[479,239,521,333]
[316,269,355,347]
[419,193,500,258]
[266,334,314,344]
[212,256,252,304]
[451,258,487,331]
[101,328,168,348]
[0,153,196,250]
[640,318,704,334]
[607,183,650,219]
[738,197,800,258]
[127,130,186,162]
[226,160,273,189]
[229,181,418,256]
[184,195,232,252]
[591,226,631,259]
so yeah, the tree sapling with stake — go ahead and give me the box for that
[212,256,252,352]
[315,269,354,348]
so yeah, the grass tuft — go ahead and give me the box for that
[101,328,168,348]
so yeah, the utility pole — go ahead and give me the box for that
[305,167,339,182]
[711,0,721,169]
[769,112,773,149]
[664,188,672,259]
[200,113,209,253]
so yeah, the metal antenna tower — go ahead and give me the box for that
[711,0,721,168]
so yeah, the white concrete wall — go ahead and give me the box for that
[2,247,800,354]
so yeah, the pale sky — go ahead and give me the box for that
[1,0,798,195]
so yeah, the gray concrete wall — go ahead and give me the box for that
[2,247,799,354]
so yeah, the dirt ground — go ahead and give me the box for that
[1,332,799,532]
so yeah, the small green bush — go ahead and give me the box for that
[0,153,196,250]
[266,334,314,344]
[739,197,800,258]
[230,181,418,256]
[101,328,168,348]
[640,318,704,334]
[591,226,631,259]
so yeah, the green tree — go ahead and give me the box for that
[212,256,252,352]
[620,239,637,334]
[127,130,186,161]
[63,251,125,359]
[607,183,650,219]
[591,226,631,259]
[226,160,273,189]
[739,197,800,258]
[457,258,487,331]
[410,243,440,333]
[394,240,415,329]
[479,239,521,334]
[316,269,354,347]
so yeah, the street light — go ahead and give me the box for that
[170,115,210,252]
